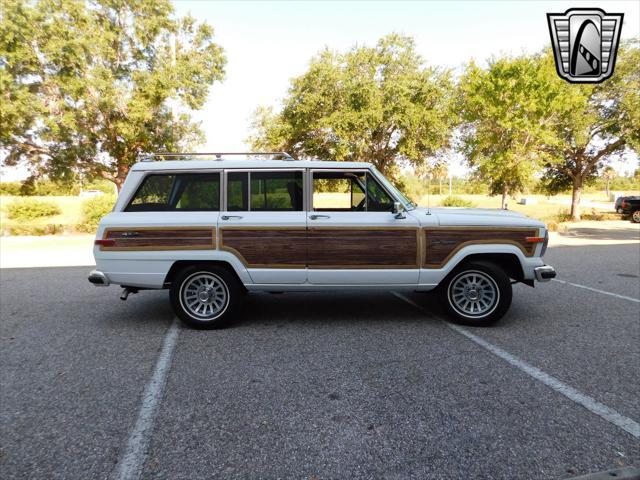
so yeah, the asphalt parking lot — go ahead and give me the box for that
[1,227,639,479]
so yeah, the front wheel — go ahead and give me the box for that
[170,265,243,329]
[632,211,640,223]
[439,261,512,326]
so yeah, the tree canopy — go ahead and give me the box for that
[0,0,226,189]
[456,44,639,217]
[248,34,454,179]
[539,43,640,219]
[456,53,564,208]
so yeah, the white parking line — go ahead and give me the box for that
[392,292,640,439]
[113,320,180,480]
[551,278,640,304]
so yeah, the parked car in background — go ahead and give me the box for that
[614,196,639,214]
[618,197,640,223]
[88,152,556,329]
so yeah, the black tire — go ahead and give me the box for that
[632,210,640,223]
[170,265,243,329]
[438,260,512,326]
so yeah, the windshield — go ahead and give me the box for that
[370,166,417,210]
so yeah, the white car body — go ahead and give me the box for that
[90,157,552,293]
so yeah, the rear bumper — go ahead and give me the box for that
[534,265,556,282]
[88,269,110,286]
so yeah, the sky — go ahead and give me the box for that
[2,0,639,181]
[170,0,640,176]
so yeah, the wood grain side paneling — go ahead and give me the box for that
[422,227,538,268]
[220,228,307,268]
[102,227,215,251]
[308,228,418,269]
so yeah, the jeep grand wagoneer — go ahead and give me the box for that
[89,152,556,328]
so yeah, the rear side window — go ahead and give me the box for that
[126,173,220,212]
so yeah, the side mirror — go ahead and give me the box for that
[393,201,406,219]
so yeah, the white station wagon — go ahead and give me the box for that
[89,152,556,328]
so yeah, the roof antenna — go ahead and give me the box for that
[426,174,432,215]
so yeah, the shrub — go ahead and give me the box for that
[440,196,477,208]
[83,180,116,195]
[5,223,65,236]
[32,181,80,196]
[580,209,619,221]
[77,195,116,232]
[0,182,22,196]
[6,198,62,220]
[17,179,80,196]
[552,209,572,223]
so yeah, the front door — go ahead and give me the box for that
[307,169,420,285]
[218,169,307,284]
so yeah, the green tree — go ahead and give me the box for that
[540,44,639,220]
[415,156,449,195]
[0,0,225,190]
[601,166,617,198]
[247,34,453,179]
[457,54,561,209]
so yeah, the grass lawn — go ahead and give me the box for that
[0,190,635,236]
[415,193,623,222]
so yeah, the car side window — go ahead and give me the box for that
[313,171,366,211]
[126,173,220,212]
[249,171,303,211]
[227,172,249,211]
[366,173,394,212]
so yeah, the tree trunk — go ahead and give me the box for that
[501,185,509,209]
[571,177,582,221]
[605,180,610,198]
[113,176,125,193]
[112,163,131,193]
[438,178,442,195]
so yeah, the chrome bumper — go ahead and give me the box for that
[88,269,110,286]
[534,265,556,282]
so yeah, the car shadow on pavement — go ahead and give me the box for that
[231,290,443,329]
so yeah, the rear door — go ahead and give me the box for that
[307,169,420,285]
[219,169,307,284]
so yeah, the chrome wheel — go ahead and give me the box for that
[179,271,229,321]
[633,211,640,223]
[448,270,500,319]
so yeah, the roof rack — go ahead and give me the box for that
[140,152,296,161]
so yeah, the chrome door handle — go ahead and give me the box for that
[309,214,331,220]
[221,215,243,220]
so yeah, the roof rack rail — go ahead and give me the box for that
[139,152,296,161]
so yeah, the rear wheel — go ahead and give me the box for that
[170,265,243,329]
[632,210,640,223]
[439,261,512,326]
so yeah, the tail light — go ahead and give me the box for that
[94,239,115,247]
[621,200,629,208]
